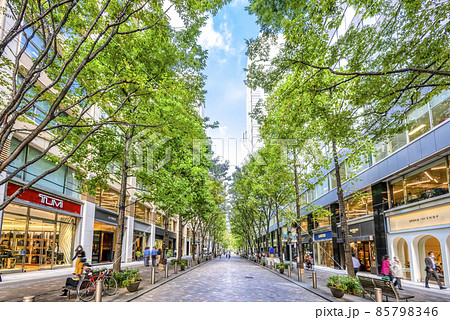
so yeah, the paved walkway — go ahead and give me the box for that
[0,256,194,302]
[133,255,327,302]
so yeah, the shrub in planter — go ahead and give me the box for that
[326,275,362,297]
[166,249,173,258]
[113,268,140,288]
[123,275,142,292]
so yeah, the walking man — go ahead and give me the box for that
[425,251,446,289]
[143,247,151,267]
[352,253,361,275]
[151,246,158,267]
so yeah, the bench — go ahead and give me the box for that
[62,285,78,299]
[358,275,415,302]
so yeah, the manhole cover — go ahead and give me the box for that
[245,276,254,279]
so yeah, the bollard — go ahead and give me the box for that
[151,266,156,284]
[312,271,317,289]
[165,264,169,278]
[288,265,291,278]
[23,296,35,302]
[374,288,383,302]
[174,261,178,274]
[298,267,302,282]
[95,279,102,302]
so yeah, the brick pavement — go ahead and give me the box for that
[0,256,196,302]
[251,260,450,302]
[133,255,327,302]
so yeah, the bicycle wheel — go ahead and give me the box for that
[77,279,96,302]
[103,276,118,296]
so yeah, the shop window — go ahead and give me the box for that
[96,188,119,212]
[346,191,373,220]
[405,161,448,204]
[300,219,308,233]
[407,103,431,142]
[430,90,450,127]
[390,177,405,207]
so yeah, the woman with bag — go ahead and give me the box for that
[391,256,404,290]
[381,255,394,281]
[72,245,86,276]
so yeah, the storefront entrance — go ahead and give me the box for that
[1,204,77,271]
[92,221,116,264]
[350,241,375,272]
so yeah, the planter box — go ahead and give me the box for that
[126,281,141,293]
[328,286,345,298]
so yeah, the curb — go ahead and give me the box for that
[126,258,214,302]
[247,258,335,302]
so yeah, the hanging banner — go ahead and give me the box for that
[291,228,298,242]
[282,227,288,241]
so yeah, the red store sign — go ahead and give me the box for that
[7,183,81,214]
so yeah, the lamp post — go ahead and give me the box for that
[287,230,292,265]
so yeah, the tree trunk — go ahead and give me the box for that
[331,140,354,277]
[177,214,183,261]
[113,132,131,273]
[293,150,304,271]
[275,202,283,263]
[162,209,169,265]
[191,231,196,262]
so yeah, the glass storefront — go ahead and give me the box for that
[314,240,334,268]
[0,204,76,271]
[350,240,375,272]
[133,231,150,260]
[390,159,449,208]
[92,221,116,264]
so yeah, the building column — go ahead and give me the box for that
[122,216,134,262]
[408,236,420,283]
[75,200,95,265]
[372,182,389,274]
[439,234,450,288]
[0,171,6,235]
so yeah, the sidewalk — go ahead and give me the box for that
[0,255,198,302]
[249,258,450,302]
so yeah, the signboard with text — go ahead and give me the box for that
[389,205,450,231]
[7,182,81,214]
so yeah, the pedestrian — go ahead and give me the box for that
[425,251,446,289]
[269,247,275,258]
[72,245,86,276]
[157,247,162,267]
[143,246,151,267]
[391,256,404,290]
[381,255,393,281]
[60,263,92,296]
[352,253,361,275]
[228,250,231,259]
[151,246,158,267]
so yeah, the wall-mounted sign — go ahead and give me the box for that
[389,205,450,231]
[313,230,332,241]
[7,182,81,214]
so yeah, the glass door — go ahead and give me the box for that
[27,216,56,271]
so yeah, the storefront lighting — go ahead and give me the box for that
[424,171,438,183]
[406,179,430,186]
[408,124,426,136]
[431,166,446,170]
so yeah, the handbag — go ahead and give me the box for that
[80,257,87,262]
[381,275,390,281]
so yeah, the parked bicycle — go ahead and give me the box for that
[77,269,117,302]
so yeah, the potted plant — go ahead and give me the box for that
[124,275,142,292]
[326,275,362,298]
[166,249,173,258]
[135,251,141,261]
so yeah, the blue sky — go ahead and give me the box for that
[199,0,259,169]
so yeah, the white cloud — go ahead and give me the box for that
[163,1,185,29]
[230,0,247,7]
[199,17,232,52]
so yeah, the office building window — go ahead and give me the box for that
[430,90,450,127]
[390,177,405,207]
[346,191,373,220]
[407,103,431,142]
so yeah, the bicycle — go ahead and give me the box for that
[77,269,118,302]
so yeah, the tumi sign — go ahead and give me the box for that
[7,182,81,214]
